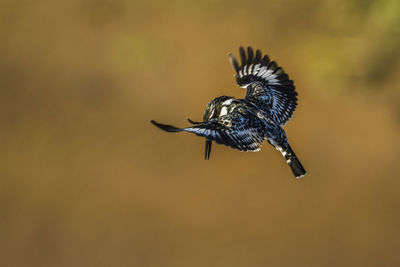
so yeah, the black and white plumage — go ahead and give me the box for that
[151,47,306,178]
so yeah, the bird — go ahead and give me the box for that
[151,46,306,178]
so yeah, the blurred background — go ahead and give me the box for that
[1,0,400,266]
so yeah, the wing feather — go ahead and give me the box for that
[228,46,298,125]
[183,116,263,152]
[153,108,265,152]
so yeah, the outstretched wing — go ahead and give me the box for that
[151,110,265,152]
[228,46,298,125]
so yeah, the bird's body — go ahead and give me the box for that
[151,47,306,178]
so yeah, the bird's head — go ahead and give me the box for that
[203,96,236,121]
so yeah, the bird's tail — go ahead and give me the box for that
[277,144,306,179]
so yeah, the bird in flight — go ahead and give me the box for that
[151,46,306,178]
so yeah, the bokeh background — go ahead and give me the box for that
[1,0,400,266]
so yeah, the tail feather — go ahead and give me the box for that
[278,145,306,179]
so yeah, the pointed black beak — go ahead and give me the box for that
[205,140,212,160]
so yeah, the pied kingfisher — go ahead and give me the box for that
[151,47,306,178]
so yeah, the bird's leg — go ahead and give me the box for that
[205,140,212,160]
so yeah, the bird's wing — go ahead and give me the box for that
[151,111,265,152]
[228,46,298,125]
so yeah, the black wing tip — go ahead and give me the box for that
[261,54,270,65]
[247,46,254,64]
[255,49,262,63]
[150,120,182,132]
[235,46,295,86]
[228,53,240,73]
[237,46,269,64]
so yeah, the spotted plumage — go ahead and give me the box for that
[151,47,306,178]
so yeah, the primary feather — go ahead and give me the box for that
[228,46,297,125]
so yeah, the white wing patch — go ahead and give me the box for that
[229,47,298,125]
[222,98,234,105]
[220,107,228,116]
[237,61,281,85]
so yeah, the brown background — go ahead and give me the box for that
[1,0,400,266]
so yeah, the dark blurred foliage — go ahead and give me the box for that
[1,0,400,266]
